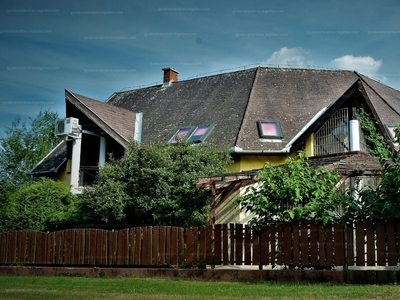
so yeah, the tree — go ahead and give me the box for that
[78,140,232,228]
[0,109,62,188]
[0,178,77,232]
[340,125,400,221]
[238,152,343,229]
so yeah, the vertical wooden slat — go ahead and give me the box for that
[165,226,172,265]
[62,230,70,265]
[109,230,118,266]
[84,229,91,265]
[325,224,333,267]
[355,221,365,266]
[229,224,235,265]
[153,227,160,265]
[17,231,27,264]
[170,227,178,265]
[89,229,97,265]
[141,227,148,265]
[376,220,386,266]
[317,223,325,266]
[235,224,243,265]
[205,225,213,266]
[244,225,252,265]
[387,220,396,266]
[222,224,228,265]
[346,222,354,267]
[55,230,64,265]
[199,226,206,266]
[270,226,276,266]
[261,227,270,266]
[193,227,199,266]
[277,223,283,265]
[253,229,261,266]
[178,228,185,266]
[214,224,222,266]
[36,232,45,265]
[134,227,141,265]
[0,232,7,263]
[292,223,300,266]
[96,229,106,265]
[74,230,82,265]
[159,226,166,265]
[8,232,17,264]
[310,222,318,266]
[300,221,308,267]
[148,227,154,265]
[333,224,345,266]
[283,223,292,266]
[47,232,55,265]
[186,228,194,266]
[366,220,375,266]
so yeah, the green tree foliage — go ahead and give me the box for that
[0,109,61,188]
[78,140,232,228]
[238,152,343,229]
[341,125,400,221]
[0,178,77,232]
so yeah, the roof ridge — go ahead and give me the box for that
[234,67,261,147]
[355,72,400,118]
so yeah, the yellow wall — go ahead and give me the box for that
[54,159,71,187]
[228,155,288,172]
[304,133,314,157]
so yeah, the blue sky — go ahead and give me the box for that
[1,0,400,137]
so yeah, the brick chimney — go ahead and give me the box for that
[162,68,179,83]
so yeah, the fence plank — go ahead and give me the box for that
[199,226,206,266]
[325,224,333,267]
[153,227,160,265]
[134,227,141,265]
[277,224,283,265]
[366,221,375,266]
[141,227,149,265]
[270,226,276,266]
[46,232,55,265]
[235,224,243,265]
[108,230,118,266]
[0,232,7,264]
[8,232,17,264]
[261,227,269,266]
[300,221,308,266]
[186,228,194,266]
[346,223,354,267]
[387,220,397,266]
[229,224,235,265]
[205,225,213,266]
[310,222,318,266]
[178,228,184,266]
[244,225,252,265]
[292,223,300,266]
[283,223,292,265]
[253,229,261,267]
[222,224,228,265]
[333,224,344,266]
[355,222,365,266]
[171,227,178,265]
[317,223,325,266]
[214,225,222,265]
[16,231,27,264]
[159,226,166,265]
[376,220,386,266]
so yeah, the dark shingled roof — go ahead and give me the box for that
[31,66,400,175]
[28,140,67,175]
[67,90,137,143]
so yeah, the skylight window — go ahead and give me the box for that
[385,124,397,140]
[168,127,193,143]
[189,124,214,143]
[257,120,283,139]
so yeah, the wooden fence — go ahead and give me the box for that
[1,220,399,283]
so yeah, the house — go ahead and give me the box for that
[29,67,400,203]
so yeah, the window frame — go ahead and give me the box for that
[188,124,215,143]
[257,120,283,139]
[385,124,397,140]
[168,127,195,143]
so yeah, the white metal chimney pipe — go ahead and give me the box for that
[350,120,360,151]
[70,131,82,193]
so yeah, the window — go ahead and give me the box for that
[385,124,397,140]
[257,120,283,139]
[168,127,193,143]
[188,124,214,143]
[314,108,349,156]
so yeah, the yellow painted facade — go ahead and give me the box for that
[54,159,71,187]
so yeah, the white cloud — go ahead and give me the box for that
[263,47,310,66]
[330,55,382,77]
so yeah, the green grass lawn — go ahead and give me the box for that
[0,276,399,299]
